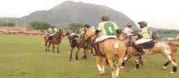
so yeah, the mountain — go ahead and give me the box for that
[22,1,137,29]
[0,1,137,29]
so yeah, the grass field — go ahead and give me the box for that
[0,35,179,78]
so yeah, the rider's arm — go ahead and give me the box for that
[113,22,119,30]
[97,22,102,31]
[54,28,58,32]
[96,23,102,34]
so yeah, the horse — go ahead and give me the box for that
[84,27,127,78]
[44,29,65,53]
[119,31,179,73]
[65,31,94,61]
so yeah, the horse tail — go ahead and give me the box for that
[175,44,179,47]
[168,42,179,47]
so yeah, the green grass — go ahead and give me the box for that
[0,35,179,78]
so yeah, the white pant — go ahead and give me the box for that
[95,35,116,43]
[95,35,119,48]
[49,34,55,36]
[135,38,152,45]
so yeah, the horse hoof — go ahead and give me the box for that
[134,68,139,70]
[81,56,87,60]
[45,49,49,52]
[69,57,73,61]
[99,72,104,75]
[170,71,174,74]
[140,61,144,65]
[163,66,167,69]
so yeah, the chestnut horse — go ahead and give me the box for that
[84,27,127,78]
[119,32,179,73]
[44,29,65,53]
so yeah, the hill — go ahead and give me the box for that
[22,1,137,29]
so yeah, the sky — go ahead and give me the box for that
[0,0,179,29]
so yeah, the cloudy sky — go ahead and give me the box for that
[0,0,179,29]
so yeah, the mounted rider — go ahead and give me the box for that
[135,21,152,45]
[123,23,136,47]
[94,16,119,55]
[123,23,134,36]
[80,24,92,48]
[134,21,153,64]
[47,26,58,40]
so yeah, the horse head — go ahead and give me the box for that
[59,29,65,37]
[83,26,97,41]
[116,29,128,41]
[65,30,71,36]
[55,29,65,38]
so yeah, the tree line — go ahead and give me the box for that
[28,21,84,33]
[1,21,178,34]
[0,22,15,27]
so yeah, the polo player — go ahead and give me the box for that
[123,23,134,36]
[94,16,119,55]
[47,26,58,41]
[134,21,152,63]
[123,23,135,46]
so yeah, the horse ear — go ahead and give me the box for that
[116,29,123,34]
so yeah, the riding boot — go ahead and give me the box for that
[93,42,100,55]
[136,45,144,65]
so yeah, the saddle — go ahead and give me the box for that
[93,36,119,56]
[95,36,117,43]
[141,41,155,49]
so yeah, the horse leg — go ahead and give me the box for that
[135,56,140,69]
[107,57,116,78]
[100,57,106,75]
[121,51,133,68]
[166,54,177,73]
[96,56,103,75]
[91,47,93,55]
[163,61,171,69]
[47,42,52,52]
[75,48,80,60]
[121,55,129,68]
[45,41,48,52]
[57,44,60,53]
[52,44,55,53]
[116,57,124,78]
[82,48,88,59]
[69,48,74,61]
[90,47,95,56]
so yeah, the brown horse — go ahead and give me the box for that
[66,31,94,61]
[120,32,179,73]
[84,27,127,78]
[44,29,65,53]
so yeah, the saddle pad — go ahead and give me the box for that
[142,41,155,49]
[95,35,116,43]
